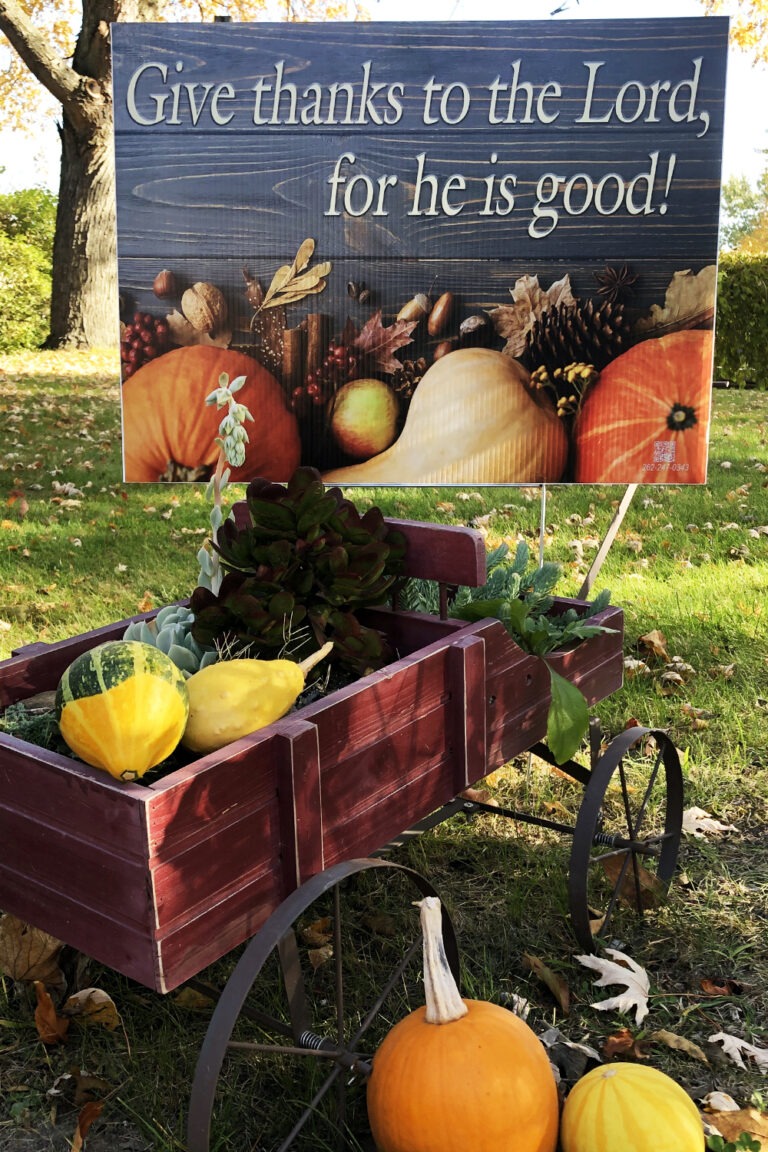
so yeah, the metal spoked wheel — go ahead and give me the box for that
[186,858,459,1152]
[568,725,684,952]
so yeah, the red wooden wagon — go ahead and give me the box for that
[0,517,683,1151]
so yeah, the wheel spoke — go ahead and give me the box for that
[568,727,684,951]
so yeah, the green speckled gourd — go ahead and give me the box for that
[55,640,189,781]
[123,604,217,678]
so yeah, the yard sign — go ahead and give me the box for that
[111,18,728,486]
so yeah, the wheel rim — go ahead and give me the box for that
[568,727,684,951]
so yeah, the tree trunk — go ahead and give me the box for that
[47,113,118,348]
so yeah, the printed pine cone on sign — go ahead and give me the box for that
[525,298,632,376]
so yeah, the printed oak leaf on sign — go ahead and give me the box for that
[576,948,650,1025]
[488,273,576,359]
[346,309,418,375]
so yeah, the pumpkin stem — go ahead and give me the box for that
[297,640,334,677]
[418,897,468,1025]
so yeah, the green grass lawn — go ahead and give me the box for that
[0,349,767,1151]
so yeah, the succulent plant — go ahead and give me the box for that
[190,467,407,675]
[123,604,218,678]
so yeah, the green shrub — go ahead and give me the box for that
[715,253,768,388]
[0,233,52,352]
[0,187,57,260]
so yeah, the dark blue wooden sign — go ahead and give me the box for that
[111,18,728,485]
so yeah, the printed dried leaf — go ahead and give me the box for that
[576,947,650,1025]
[0,914,65,989]
[166,309,232,348]
[635,265,717,334]
[351,309,418,374]
[261,239,331,311]
[489,273,576,359]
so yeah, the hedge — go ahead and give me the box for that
[715,253,768,388]
[0,233,52,353]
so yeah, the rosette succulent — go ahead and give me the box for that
[190,467,407,674]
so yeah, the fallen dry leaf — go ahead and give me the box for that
[300,917,333,948]
[682,807,739,838]
[638,629,670,661]
[0,914,65,991]
[71,1100,104,1152]
[523,953,570,1015]
[34,980,70,1044]
[599,854,666,910]
[603,1027,641,1058]
[63,988,121,1031]
[576,948,650,1025]
[708,1031,768,1073]
[308,944,333,971]
[646,1028,709,1063]
[707,1107,768,1149]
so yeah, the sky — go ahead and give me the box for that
[0,0,765,194]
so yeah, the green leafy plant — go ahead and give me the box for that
[401,540,614,764]
[707,1133,762,1151]
[191,467,407,675]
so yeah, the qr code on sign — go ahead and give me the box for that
[653,440,676,464]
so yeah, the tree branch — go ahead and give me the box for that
[0,0,80,110]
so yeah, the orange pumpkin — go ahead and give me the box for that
[366,898,559,1152]
[573,329,713,484]
[122,345,301,482]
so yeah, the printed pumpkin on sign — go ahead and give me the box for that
[121,346,301,483]
[573,329,714,484]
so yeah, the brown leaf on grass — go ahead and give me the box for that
[646,1028,709,1063]
[301,917,333,948]
[708,663,736,680]
[0,914,65,991]
[638,629,670,661]
[603,1027,644,1058]
[34,980,70,1044]
[63,988,121,1031]
[682,807,739,838]
[489,273,576,359]
[308,944,333,971]
[707,1108,768,1149]
[523,953,570,1015]
[71,1100,104,1152]
[173,986,215,1011]
[599,854,666,910]
[701,976,744,997]
[351,310,418,374]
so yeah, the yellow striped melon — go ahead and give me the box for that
[560,1063,704,1152]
